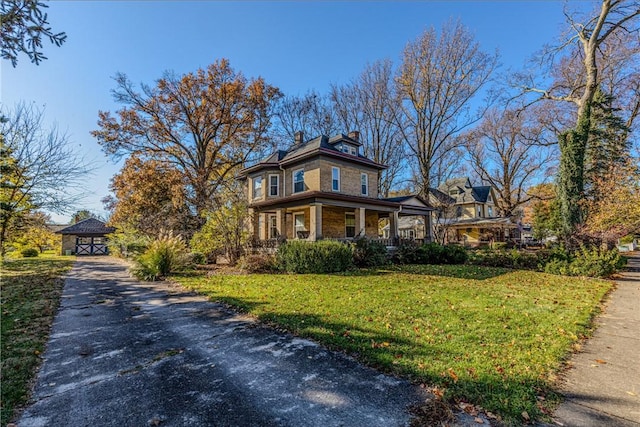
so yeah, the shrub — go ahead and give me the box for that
[20,248,39,258]
[352,238,388,267]
[468,249,539,270]
[542,245,625,278]
[107,229,150,259]
[131,233,191,281]
[392,241,423,264]
[569,245,625,278]
[238,253,278,273]
[190,252,207,265]
[276,240,353,274]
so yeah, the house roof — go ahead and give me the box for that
[437,178,494,204]
[240,133,387,176]
[56,218,116,236]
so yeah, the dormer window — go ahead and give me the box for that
[337,143,358,156]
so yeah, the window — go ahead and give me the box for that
[294,213,305,238]
[477,207,482,217]
[456,206,462,217]
[350,146,357,156]
[293,169,304,193]
[345,213,356,238]
[488,206,493,217]
[269,174,279,196]
[253,176,263,199]
[361,173,368,196]
[332,167,340,191]
[268,215,278,239]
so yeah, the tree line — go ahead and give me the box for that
[2,0,638,258]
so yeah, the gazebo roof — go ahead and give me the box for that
[56,218,116,236]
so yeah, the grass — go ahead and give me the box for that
[1,253,74,426]
[174,264,613,425]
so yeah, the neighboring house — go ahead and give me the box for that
[239,131,433,244]
[56,218,115,255]
[428,177,517,246]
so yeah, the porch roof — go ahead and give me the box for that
[445,217,517,229]
[249,191,434,215]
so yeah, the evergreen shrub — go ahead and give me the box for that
[276,240,353,274]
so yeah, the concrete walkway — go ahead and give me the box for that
[18,257,476,427]
[551,252,640,427]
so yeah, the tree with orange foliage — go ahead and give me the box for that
[583,160,640,244]
[93,59,281,226]
[103,155,197,238]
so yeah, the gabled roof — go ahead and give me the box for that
[56,218,116,236]
[240,133,386,176]
[437,178,493,204]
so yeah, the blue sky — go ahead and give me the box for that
[1,1,587,223]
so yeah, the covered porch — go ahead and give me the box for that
[247,191,434,247]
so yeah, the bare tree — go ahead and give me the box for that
[463,107,556,217]
[1,102,87,255]
[331,59,405,197]
[273,90,338,146]
[396,19,499,196]
[520,0,640,235]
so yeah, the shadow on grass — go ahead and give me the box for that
[202,301,557,424]
[335,264,511,280]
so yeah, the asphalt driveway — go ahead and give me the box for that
[17,257,434,427]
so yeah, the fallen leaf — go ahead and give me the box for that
[448,368,459,383]
[595,359,607,364]
[474,417,484,424]
[627,391,637,396]
[521,411,530,421]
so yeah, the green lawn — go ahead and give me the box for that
[1,254,74,426]
[174,264,612,425]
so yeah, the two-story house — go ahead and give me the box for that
[239,131,433,244]
[429,177,517,245]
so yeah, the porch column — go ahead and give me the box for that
[357,208,366,237]
[276,209,285,238]
[389,210,399,244]
[309,203,323,241]
[424,214,433,242]
[248,208,259,240]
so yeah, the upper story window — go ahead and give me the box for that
[332,167,340,191]
[488,194,492,202]
[488,206,493,217]
[269,174,279,196]
[361,173,368,196]
[477,206,483,217]
[293,169,305,193]
[253,176,263,199]
[456,206,462,217]
[337,143,357,156]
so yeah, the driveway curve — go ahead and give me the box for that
[18,257,430,427]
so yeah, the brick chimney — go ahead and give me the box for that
[348,130,360,142]
[294,131,304,145]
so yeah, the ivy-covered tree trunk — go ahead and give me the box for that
[557,109,591,239]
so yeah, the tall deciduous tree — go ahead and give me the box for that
[0,102,87,255]
[92,59,282,221]
[331,59,405,197]
[463,107,555,217]
[523,0,640,237]
[396,19,499,196]
[1,0,66,66]
[273,90,338,146]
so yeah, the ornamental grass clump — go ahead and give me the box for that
[131,232,191,281]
